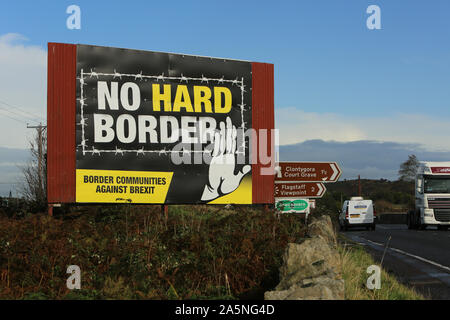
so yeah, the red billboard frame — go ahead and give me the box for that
[47,43,274,204]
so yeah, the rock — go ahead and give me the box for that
[308,215,336,245]
[264,214,344,300]
[265,277,344,300]
[276,238,341,291]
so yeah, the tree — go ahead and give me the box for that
[18,127,47,210]
[398,154,419,182]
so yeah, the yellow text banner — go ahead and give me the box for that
[76,169,173,204]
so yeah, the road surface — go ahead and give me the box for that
[341,223,450,299]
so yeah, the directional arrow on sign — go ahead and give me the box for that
[275,162,342,183]
[274,182,326,199]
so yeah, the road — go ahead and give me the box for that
[341,223,450,299]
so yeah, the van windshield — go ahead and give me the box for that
[424,176,450,193]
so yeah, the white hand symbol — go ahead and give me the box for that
[201,117,251,201]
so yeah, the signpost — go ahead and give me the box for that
[275,162,341,182]
[274,161,342,215]
[274,182,326,198]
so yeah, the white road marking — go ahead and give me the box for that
[375,224,407,230]
[365,239,384,246]
[388,247,450,273]
[347,235,450,273]
[410,273,450,280]
[409,280,443,285]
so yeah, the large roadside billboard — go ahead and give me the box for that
[47,43,274,205]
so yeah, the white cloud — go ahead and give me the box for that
[276,107,450,152]
[0,33,47,148]
[0,32,448,154]
[276,108,366,145]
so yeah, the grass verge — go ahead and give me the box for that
[339,242,424,300]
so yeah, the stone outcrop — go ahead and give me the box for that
[264,215,344,300]
[308,215,337,245]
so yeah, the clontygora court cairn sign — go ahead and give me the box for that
[47,43,275,205]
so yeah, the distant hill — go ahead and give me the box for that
[280,139,450,180]
[0,146,28,197]
[2,138,450,198]
[319,178,414,213]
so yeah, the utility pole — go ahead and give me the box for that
[27,123,47,201]
[358,175,361,197]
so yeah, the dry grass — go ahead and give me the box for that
[339,244,424,300]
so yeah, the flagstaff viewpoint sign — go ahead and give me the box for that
[274,182,326,198]
[47,43,275,205]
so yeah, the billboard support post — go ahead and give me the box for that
[161,205,168,224]
[47,205,53,217]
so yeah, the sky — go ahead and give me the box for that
[1,0,450,194]
[279,140,450,181]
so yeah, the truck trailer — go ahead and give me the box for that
[407,161,450,230]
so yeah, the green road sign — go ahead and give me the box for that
[275,199,309,213]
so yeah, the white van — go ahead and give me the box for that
[339,197,376,231]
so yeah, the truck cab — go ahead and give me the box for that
[408,161,450,230]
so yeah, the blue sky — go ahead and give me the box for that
[2,0,450,117]
[1,0,450,195]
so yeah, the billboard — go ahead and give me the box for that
[47,43,274,205]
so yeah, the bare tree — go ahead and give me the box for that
[398,154,419,182]
[18,127,47,209]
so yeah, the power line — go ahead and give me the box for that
[0,99,46,122]
[0,110,29,124]
[0,105,43,124]
[0,99,45,120]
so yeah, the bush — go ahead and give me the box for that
[0,205,307,300]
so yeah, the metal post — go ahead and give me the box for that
[380,236,392,267]
[161,205,168,224]
[358,175,361,196]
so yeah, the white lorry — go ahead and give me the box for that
[339,197,376,231]
[407,161,450,230]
